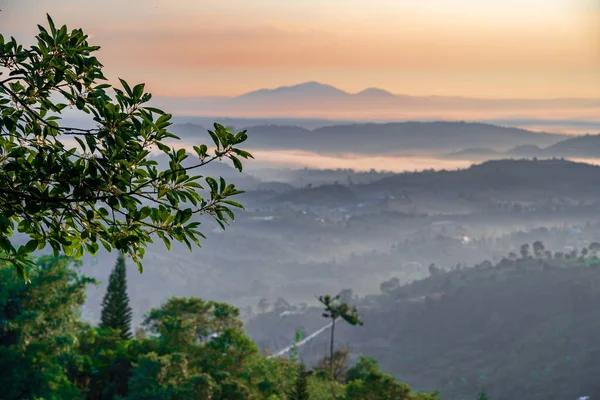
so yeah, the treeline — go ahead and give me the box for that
[247,243,600,400]
[0,255,444,400]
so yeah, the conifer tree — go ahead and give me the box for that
[289,363,310,400]
[100,253,133,340]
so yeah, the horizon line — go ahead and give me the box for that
[153,81,600,102]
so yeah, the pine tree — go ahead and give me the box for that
[289,363,310,400]
[100,253,133,340]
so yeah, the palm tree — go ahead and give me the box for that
[318,293,363,377]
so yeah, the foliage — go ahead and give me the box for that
[68,325,134,399]
[99,253,132,340]
[0,255,95,399]
[126,352,216,400]
[142,297,242,349]
[289,363,310,400]
[289,329,305,362]
[1,255,451,400]
[318,293,363,377]
[345,357,440,400]
[314,346,351,383]
[261,244,600,400]
[0,15,252,278]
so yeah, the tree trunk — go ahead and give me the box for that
[329,317,336,378]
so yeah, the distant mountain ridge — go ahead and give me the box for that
[238,81,349,98]
[236,82,395,99]
[170,121,566,154]
[151,81,600,121]
[446,134,600,160]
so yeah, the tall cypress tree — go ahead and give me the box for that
[100,253,132,340]
[289,363,310,400]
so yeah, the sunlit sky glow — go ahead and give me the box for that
[2,0,599,98]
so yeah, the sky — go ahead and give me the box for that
[1,0,599,99]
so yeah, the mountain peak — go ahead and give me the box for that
[238,82,348,98]
[355,87,395,97]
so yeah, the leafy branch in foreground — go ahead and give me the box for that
[0,14,253,279]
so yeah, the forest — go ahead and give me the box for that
[0,254,442,400]
[247,243,600,400]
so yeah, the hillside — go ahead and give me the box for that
[270,183,357,206]
[362,159,600,200]
[545,134,600,157]
[246,249,600,400]
[445,134,600,160]
[76,158,600,330]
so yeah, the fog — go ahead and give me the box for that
[71,118,600,400]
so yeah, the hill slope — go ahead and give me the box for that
[446,134,600,160]
[247,253,600,400]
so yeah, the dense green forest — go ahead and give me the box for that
[0,255,443,399]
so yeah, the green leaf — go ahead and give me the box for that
[207,130,220,149]
[206,177,218,195]
[24,239,38,253]
[230,155,243,172]
[222,200,244,209]
[119,78,133,97]
[132,83,145,101]
[47,14,57,36]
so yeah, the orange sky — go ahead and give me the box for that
[2,0,599,98]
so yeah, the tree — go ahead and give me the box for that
[428,264,442,276]
[0,255,95,399]
[532,241,545,258]
[0,15,252,278]
[142,297,242,349]
[126,352,216,400]
[274,297,291,312]
[520,244,530,259]
[314,345,351,383]
[257,298,270,314]
[589,242,600,257]
[100,253,133,340]
[288,363,310,400]
[318,293,363,378]
[380,277,400,294]
[345,357,440,400]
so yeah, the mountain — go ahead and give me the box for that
[509,144,545,157]
[544,134,600,157]
[354,87,395,97]
[368,159,600,193]
[445,134,600,160]
[237,81,349,99]
[354,159,600,208]
[170,121,566,155]
[150,82,600,121]
[442,148,501,159]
